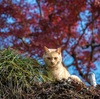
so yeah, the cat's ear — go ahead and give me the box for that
[56,47,61,54]
[44,46,49,53]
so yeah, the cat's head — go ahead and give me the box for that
[43,46,62,68]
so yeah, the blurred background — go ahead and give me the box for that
[0,0,100,85]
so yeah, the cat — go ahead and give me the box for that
[43,46,82,82]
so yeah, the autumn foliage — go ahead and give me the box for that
[0,0,100,83]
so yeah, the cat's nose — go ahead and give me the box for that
[51,62,54,65]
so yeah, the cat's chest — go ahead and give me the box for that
[51,66,64,78]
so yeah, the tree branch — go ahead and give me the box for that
[36,0,42,18]
[72,12,100,52]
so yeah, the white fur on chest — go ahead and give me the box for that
[50,64,70,80]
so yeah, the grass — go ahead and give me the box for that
[0,48,53,98]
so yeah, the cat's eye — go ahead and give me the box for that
[54,57,57,60]
[47,57,51,60]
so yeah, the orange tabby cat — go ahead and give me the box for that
[43,46,82,82]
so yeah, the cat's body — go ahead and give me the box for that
[47,61,70,80]
[43,46,82,82]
